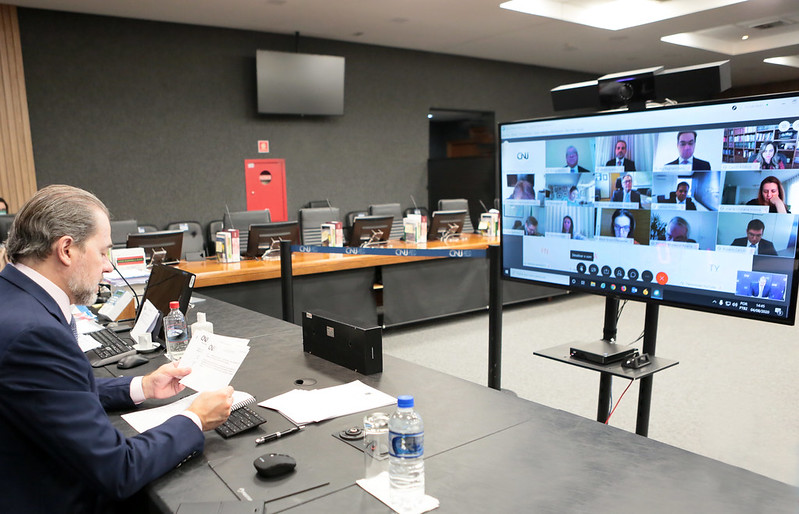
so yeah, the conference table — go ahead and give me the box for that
[177,234,563,327]
[101,295,798,513]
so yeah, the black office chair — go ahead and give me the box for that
[110,219,138,249]
[368,203,404,241]
[0,214,15,243]
[137,224,159,233]
[437,199,475,234]
[305,200,332,209]
[403,206,429,218]
[166,221,206,259]
[345,210,369,242]
[299,206,341,245]
[223,210,271,254]
[206,220,224,256]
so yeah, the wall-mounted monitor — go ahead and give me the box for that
[348,215,393,247]
[246,221,301,257]
[428,210,467,241]
[499,91,799,324]
[127,230,184,265]
[256,49,345,116]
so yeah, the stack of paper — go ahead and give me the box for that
[259,380,396,425]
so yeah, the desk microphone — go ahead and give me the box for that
[478,199,489,213]
[224,204,236,231]
[410,195,420,214]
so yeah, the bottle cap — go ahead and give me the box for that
[397,395,414,408]
[197,312,206,323]
[169,301,180,309]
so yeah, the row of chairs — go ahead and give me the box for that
[109,198,476,259]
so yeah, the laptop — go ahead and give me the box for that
[87,264,195,367]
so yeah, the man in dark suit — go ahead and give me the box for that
[565,145,590,173]
[611,173,642,207]
[667,131,711,170]
[750,275,772,298]
[730,218,778,256]
[0,185,234,513]
[605,140,636,171]
[661,181,697,210]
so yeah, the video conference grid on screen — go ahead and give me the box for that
[500,93,799,324]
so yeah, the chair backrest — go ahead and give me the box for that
[206,220,224,256]
[306,200,331,209]
[137,224,159,233]
[345,210,369,230]
[166,221,205,258]
[0,214,15,244]
[403,206,429,218]
[368,203,404,240]
[110,219,138,248]
[437,199,474,234]
[299,207,341,245]
[223,210,271,253]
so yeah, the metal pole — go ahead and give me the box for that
[280,240,294,324]
[635,303,659,437]
[488,244,503,390]
[597,297,619,422]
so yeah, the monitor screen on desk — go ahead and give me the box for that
[428,210,467,241]
[127,230,184,264]
[246,221,301,257]
[499,91,799,325]
[348,215,393,247]
[136,264,195,342]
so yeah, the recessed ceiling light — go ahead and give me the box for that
[500,0,748,30]
[741,34,749,40]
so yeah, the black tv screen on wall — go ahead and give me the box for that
[256,49,345,116]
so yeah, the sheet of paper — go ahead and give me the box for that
[77,333,101,352]
[178,330,250,392]
[258,380,396,425]
[121,390,254,433]
[130,299,159,341]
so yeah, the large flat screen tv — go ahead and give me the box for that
[256,49,345,116]
[499,91,799,325]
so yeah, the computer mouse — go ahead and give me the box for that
[116,354,149,369]
[253,453,296,478]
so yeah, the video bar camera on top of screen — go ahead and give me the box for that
[551,60,731,111]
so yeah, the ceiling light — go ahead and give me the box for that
[500,0,748,31]
[741,35,749,40]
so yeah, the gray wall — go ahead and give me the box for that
[18,9,589,229]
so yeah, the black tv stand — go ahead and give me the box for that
[534,297,678,437]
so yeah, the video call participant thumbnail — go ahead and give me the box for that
[658,216,696,243]
[746,175,790,214]
[668,131,711,170]
[660,181,696,210]
[730,218,778,256]
[565,145,591,173]
[611,174,642,207]
[606,140,636,171]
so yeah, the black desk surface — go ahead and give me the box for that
[102,295,798,513]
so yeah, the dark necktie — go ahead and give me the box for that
[70,316,79,342]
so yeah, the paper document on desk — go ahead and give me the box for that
[178,330,250,392]
[258,380,396,425]
[122,391,254,433]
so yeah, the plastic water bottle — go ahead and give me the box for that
[164,301,189,361]
[388,395,424,512]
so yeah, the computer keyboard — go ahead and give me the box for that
[215,406,267,438]
[87,328,137,367]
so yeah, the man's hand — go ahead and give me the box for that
[187,386,235,431]
[141,362,192,400]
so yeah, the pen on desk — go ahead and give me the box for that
[255,425,304,445]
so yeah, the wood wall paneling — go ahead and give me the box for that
[0,4,36,213]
